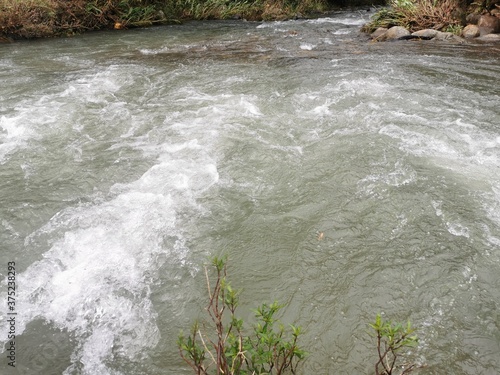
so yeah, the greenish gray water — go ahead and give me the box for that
[1,11,499,375]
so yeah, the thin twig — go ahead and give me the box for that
[204,265,212,300]
[198,329,217,367]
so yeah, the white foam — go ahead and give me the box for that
[482,184,500,246]
[432,199,471,239]
[337,77,391,97]
[432,200,443,217]
[357,161,417,198]
[0,115,34,164]
[0,64,142,165]
[432,200,470,238]
[256,22,285,29]
[332,29,351,35]
[300,43,316,50]
[139,46,171,55]
[446,222,470,238]
[305,17,367,26]
[0,135,219,374]
[380,124,459,158]
[5,192,171,366]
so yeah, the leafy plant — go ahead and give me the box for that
[369,314,419,375]
[178,255,305,375]
[444,23,463,34]
[391,0,416,10]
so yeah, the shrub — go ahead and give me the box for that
[362,0,467,33]
[369,314,419,375]
[178,255,306,375]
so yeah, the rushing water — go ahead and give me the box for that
[1,9,500,375]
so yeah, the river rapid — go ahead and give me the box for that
[1,9,499,375]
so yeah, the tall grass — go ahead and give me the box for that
[0,0,59,38]
[0,0,330,39]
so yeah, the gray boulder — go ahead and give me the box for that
[371,27,388,39]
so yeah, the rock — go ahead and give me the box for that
[478,15,500,35]
[375,26,410,41]
[156,10,166,20]
[434,31,454,40]
[462,24,480,38]
[433,31,464,43]
[476,33,500,41]
[399,35,433,40]
[466,13,481,25]
[370,27,388,39]
[412,29,439,38]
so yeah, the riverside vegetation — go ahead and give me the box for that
[3,0,496,40]
[0,0,336,39]
[179,256,420,374]
[361,0,500,36]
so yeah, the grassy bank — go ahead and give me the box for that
[0,0,333,39]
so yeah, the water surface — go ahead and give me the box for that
[1,10,500,375]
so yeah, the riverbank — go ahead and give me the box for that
[361,0,500,41]
[0,0,378,40]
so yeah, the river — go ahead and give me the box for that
[1,9,499,375]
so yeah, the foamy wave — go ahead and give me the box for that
[380,124,459,158]
[3,192,172,374]
[0,138,219,374]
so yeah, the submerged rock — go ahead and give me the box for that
[477,33,500,41]
[412,29,439,38]
[432,31,464,43]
